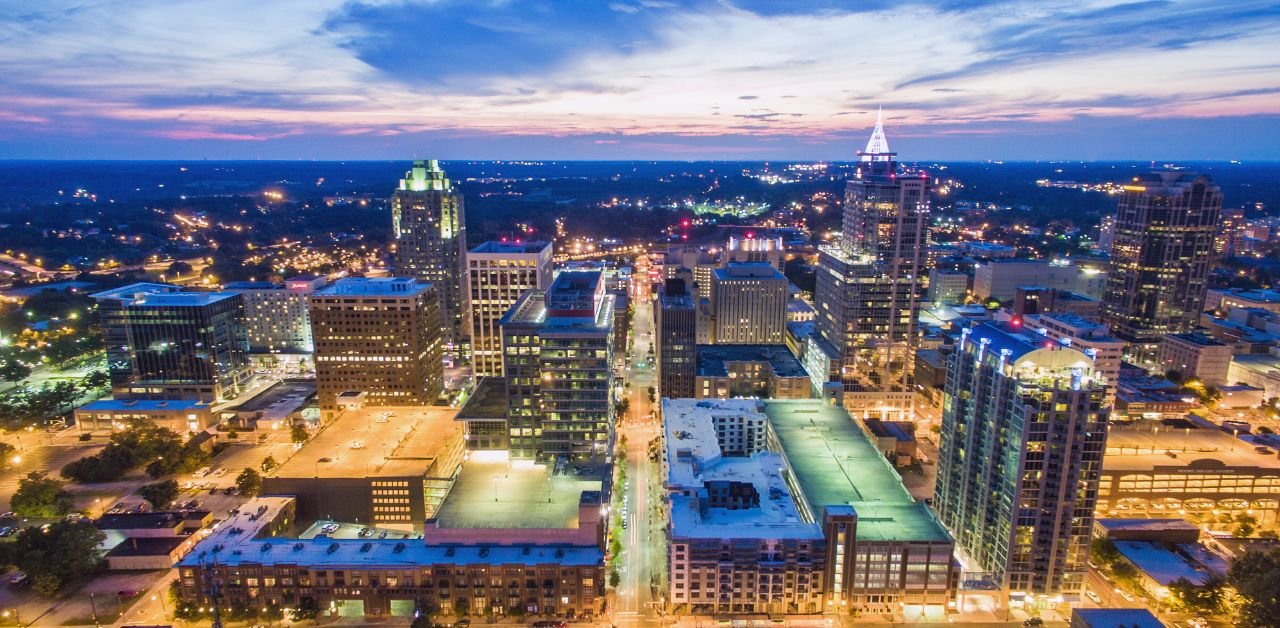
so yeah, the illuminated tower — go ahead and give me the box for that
[391,159,467,348]
[813,110,930,417]
[1102,172,1221,362]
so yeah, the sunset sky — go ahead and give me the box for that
[1,0,1278,160]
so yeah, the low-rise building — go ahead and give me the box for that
[1071,608,1164,628]
[694,344,811,399]
[1157,332,1233,386]
[97,510,213,570]
[75,398,213,434]
[1206,288,1280,314]
[661,399,956,617]
[1228,351,1280,398]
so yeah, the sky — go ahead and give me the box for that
[1,0,1279,161]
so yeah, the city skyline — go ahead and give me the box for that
[1,1,1279,160]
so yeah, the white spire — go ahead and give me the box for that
[864,106,890,154]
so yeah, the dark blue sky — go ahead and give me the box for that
[0,1,1278,160]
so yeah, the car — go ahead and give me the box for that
[317,457,332,463]
[0,527,11,537]
[1022,619,1044,628]
[209,487,219,494]
[0,512,14,519]
[1118,589,1135,602]
[223,487,234,495]
[213,468,228,477]
[9,572,28,588]
[378,530,388,539]
[1085,590,1101,604]
[117,589,140,597]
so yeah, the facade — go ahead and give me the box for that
[694,344,811,399]
[1097,215,1116,254]
[1228,352,1280,398]
[92,283,250,403]
[657,278,698,399]
[1156,332,1232,386]
[465,240,553,377]
[1012,287,1102,319]
[935,322,1109,599]
[1103,172,1222,361]
[813,113,929,402]
[662,399,956,616]
[1215,207,1246,258]
[710,262,788,344]
[1098,426,1280,525]
[973,260,1106,302]
[391,159,467,347]
[928,268,969,304]
[75,398,212,434]
[723,234,785,271]
[310,277,444,413]
[1205,288,1280,314]
[224,276,326,354]
[500,271,616,461]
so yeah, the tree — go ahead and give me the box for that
[290,597,321,622]
[1236,513,1259,538]
[1229,546,1280,627]
[236,468,263,496]
[11,471,73,517]
[0,360,31,383]
[291,422,310,444]
[261,455,278,473]
[4,520,105,596]
[1090,537,1121,567]
[0,442,16,469]
[138,480,179,510]
[166,261,193,277]
[82,370,110,390]
[609,569,621,588]
[1167,575,1225,615]
[647,386,656,403]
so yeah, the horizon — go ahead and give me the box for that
[2,1,1279,160]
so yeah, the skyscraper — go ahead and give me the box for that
[310,277,443,413]
[500,271,616,461]
[935,322,1109,599]
[465,240,553,378]
[656,278,697,399]
[814,111,929,414]
[92,283,250,403]
[710,262,787,344]
[1102,172,1222,361]
[391,159,467,348]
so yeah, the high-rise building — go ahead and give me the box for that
[814,111,929,405]
[92,283,250,403]
[224,275,327,354]
[1097,214,1116,254]
[656,278,697,399]
[465,240,553,378]
[723,233,785,272]
[500,271,616,461]
[710,262,787,344]
[1215,207,1246,258]
[935,322,1109,599]
[1103,172,1221,361]
[310,277,443,413]
[391,159,467,347]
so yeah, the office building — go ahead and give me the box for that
[391,159,467,347]
[662,399,955,616]
[310,277,443,413]
[723,233,785,271]
[1215,207,1246,258]
[1012,287,1101,319]
[1205,288,1280,315]
[710,262,787,344]
[1102,172,1222,361]
[813,112,929,405]
[973,260,1106,302]
[500,271,616,461]
[1156,332,1232,386]
[92,283,250,403]
[75,398,213,434]
[657,278,698,399]
[694,344,811,399]
[1096,215,1116,254]
[225,276,327,355]
[465,240,553,377]
[935,322,1109,599]
[1228,351,1280,398]
[928,268,969,304]
[1071,609,1163,628]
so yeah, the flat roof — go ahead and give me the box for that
[97,511,210,530]
[234,379,315,413]
[1095,518,1199,535]
[107,536,186,557]
[1,280,98,298]
[433,456,604,530]
[78,398,209,412]
[1113,540,1210,586]
[455,378,508,421]
[1071,608,1163,628]
[469,240,550,255]
[1102,427,1280,472]
[762,400,951,542]
[314,277,432,297]
[273,405,461,479]
[696,344,808,378]
[90,282,178,301]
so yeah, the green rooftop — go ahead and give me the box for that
[762,400,951,543]
[434,459,603,529]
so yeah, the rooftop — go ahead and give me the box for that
[696,344,808,378]
[1094,518,1200,536]
[713,262,786,281]
[1213,288,1280,304]
[762,400,951,542]
[233,379,315,414]
[469,240,551,255]
[273,405,462,479]
[455,377,508,421]
[90,282,178,302]
[314,277,432,297]
[97,510,210,530]
[106,536,187,557]
[1071,608,1164,628]
[1102,427,1280,472]
[0,280,98,298]
[432,455,604,530]
[1113,540,1212,586]
[78,398,210,413]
